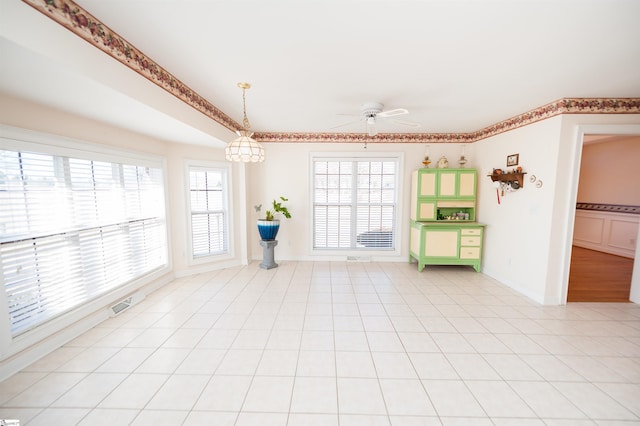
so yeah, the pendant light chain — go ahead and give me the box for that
[241,86,251,131]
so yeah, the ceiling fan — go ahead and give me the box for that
[332,102,420,136]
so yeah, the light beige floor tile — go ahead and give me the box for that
[196,328,239,349]
[336,352,376,378]
[160,328,207,348]
[481,353,543,381]
[235,412,288,426]
[397,332,439,352]
[288,413,339,425]
[242,376,294,412]
[335,331,370,351]
[446,353,501,380]
[298,350,336,377]
[466,380,535,418]
[125,328,174,348]
[57,347,120,372]
[337,378,387,415]
[301,330,335,351]
[183,411,237,425]
[366,332,404,352]
[422,380,485,417]
[290,377,338,414]
[372,352,418,379]
[146,374,209,410]
[51,372,126,407]
[77,408,139,425]
[231,329,271,349]
[130,409,188,426]
[379,379,436,416]
[6,372,86,407]
[26,407,90,426]
[339,414,390,425]
[431,333,477,353]
[388,415,442,425]
[134,347,190,373]
[256,349,299,376]
[175,348,226,374]
[552,382,637,420]
[520,354,585,382]
[193,375,252,411]
[462,333,512,354]
[215,349,262,375]
[0,372,47,404]
[98,373,169,409]
[95,347,154,373]
[22,347,85,373]
[596,383,640,417]
[508,381,586,419]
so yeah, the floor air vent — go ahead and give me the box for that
[347,256,371,262]
[110,296,133,317]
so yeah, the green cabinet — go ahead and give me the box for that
[410,221,485,272]
[410,168,477,221]
[409,168,485,272]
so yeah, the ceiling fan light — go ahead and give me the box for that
[225,130,265,162]
[366,116,377,136]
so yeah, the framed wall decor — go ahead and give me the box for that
[506,153,519,167]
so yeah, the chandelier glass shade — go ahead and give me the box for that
[225,82,265,163]
[225,130,265,162]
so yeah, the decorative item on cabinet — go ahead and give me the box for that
[422,145,431,168]
[458,144,468,168]
[437,156,449,168]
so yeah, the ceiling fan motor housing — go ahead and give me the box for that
[362,102,384,118]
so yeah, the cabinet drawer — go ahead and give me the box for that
[460,247,481,259]
[461,228,482,236]
[460,236,481,246]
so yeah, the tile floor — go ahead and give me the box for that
[1,261,639,425]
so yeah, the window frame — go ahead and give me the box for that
[0,124,171,358]
[184,160,234,264]
[309,151,404,257]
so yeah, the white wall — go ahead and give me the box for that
[247,142,476,262]
[468,115,640,304]
[474,117,563,303]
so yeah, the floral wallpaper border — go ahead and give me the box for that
[22,0,640,144]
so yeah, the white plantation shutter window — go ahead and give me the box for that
[188,167,228,258]
[0,147,167,336]
[313,157,398,250]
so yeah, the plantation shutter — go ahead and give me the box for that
[0,148,167,336]
[188,167,228,257]
[313,157,397,250]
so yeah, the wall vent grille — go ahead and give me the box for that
[110,296,133,316]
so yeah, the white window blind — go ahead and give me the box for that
[188,167,228,258]
[313,157,398,250]
[0,148,167,336]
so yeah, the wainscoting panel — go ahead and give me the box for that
[573,209,638,258]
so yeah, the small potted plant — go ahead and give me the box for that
[256,196,292,241]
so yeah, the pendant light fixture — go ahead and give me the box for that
[225,82,265,163]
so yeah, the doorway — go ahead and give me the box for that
[567,134,640,302]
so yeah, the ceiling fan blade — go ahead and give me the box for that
[378,108,409,118]
[389,118,421,128]
[329,118,362,130]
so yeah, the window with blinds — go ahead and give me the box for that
[313,157,398,250]
[0,148,167,336]
[188,166,228,258]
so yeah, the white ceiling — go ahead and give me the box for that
[2,0,640,145]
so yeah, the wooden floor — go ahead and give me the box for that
[568,246,634,302]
